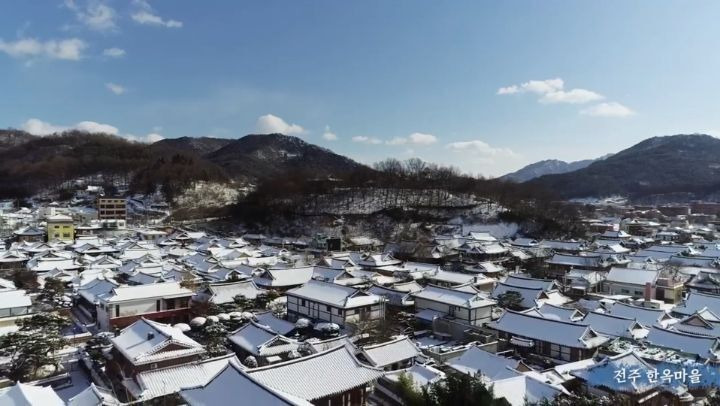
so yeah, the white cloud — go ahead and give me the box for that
[386,132,438,146]
[497,77,602,105]
[0,37,87,61]
[131,0,182,28]
[22,118,68,136]
[352,135,382,144]
[65,0,117,32]
[105,82,125,95]
[445,140,517,160]
[580,102,635,118]
[322,125,337,141]
[255,114,307,136]
[21,118,162,143]
[539,88,603,104]
[103,47,125,58]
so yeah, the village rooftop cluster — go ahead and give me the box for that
[0,194,719,405]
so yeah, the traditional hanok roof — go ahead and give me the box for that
[129,354,237,401]
[68,383,120,406]
[446,345,523,382]
[580,311,649,339]
[201,280,267,304]
[672,310,720,337]
[384,364,445,389]
[424,269,476,286]
[533,303,584,322]
[605,267,659,286]
[254,311,296,336]
[78,276,119,304]
[13,226,44,236]
[546,253,603,268]
[247,345,384,401]
[606,302,676,328]
[503,274,558,291]
[413,285,496,309]
[491,282,545,309]
[111,318,205,366]
[0,382,64,406]
[100,281,193,303]
[286,280,382,309]
[645,326,720,361]
[491,374,570,406]
[571,351,657,395]
[253,267,314,288]
[180,359,311,406]
[367,284,414,307]
[673,290,720,317]
[488,309,609,349]
[360,336,420,368]
[229,321,298,357]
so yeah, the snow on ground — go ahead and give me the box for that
[175,181,241,209]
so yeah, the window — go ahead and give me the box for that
[115,305,120,317]
[337,308,342,315]
[326,305,331,312]
[156,300,161,312]
[301,299,306,306]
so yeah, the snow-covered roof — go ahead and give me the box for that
[0,289,31,309]
[491,283,544,309]
[546,253,602,268]
[492,374,569,406]
[180,359,310,406]
[204,280,267,304]
[253,267,314,288]
[229,321,298,357]
[606,302,675,327]
[111,318,205,366]
[533,303,584,322]
[0,382,64,406]
[446,345,522,382]
[580,311,648,339]
[360,336,420,368]
[254,311,296,336]
[100,282,193,303]
[384,364,445,389]
[644,326,720,360]
[503,274,558,291]
[488,309,609,349]
[424,270,476,285]
[68,383,120,406]
[248,345,384,401]
[131,354,237,401]
[673,290,720,317]
[286,280,382,309]
[412,285,495,309]
[571,351,657,395]
[605,267,659,286]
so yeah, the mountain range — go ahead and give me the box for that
[0,130,366,199]
[527,134,720,200]
[500,157,601,182]
[2,130,720,203]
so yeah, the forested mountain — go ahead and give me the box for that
[205,133,367,182]
[527,134,720,200]
[0,130,367,199]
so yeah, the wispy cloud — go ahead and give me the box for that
[580,102,635,117]
[22,118,161,143]
[352,135,382,144]
[64,0,117,32]
[445,139,517,164]
[0,37,87,61]
[102,47,125,58]
[322,125,338,141]
[386,132,438,146]
[131,0,182,28]
[105,82,126,95]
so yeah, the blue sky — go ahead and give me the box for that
[1,1,720,176]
